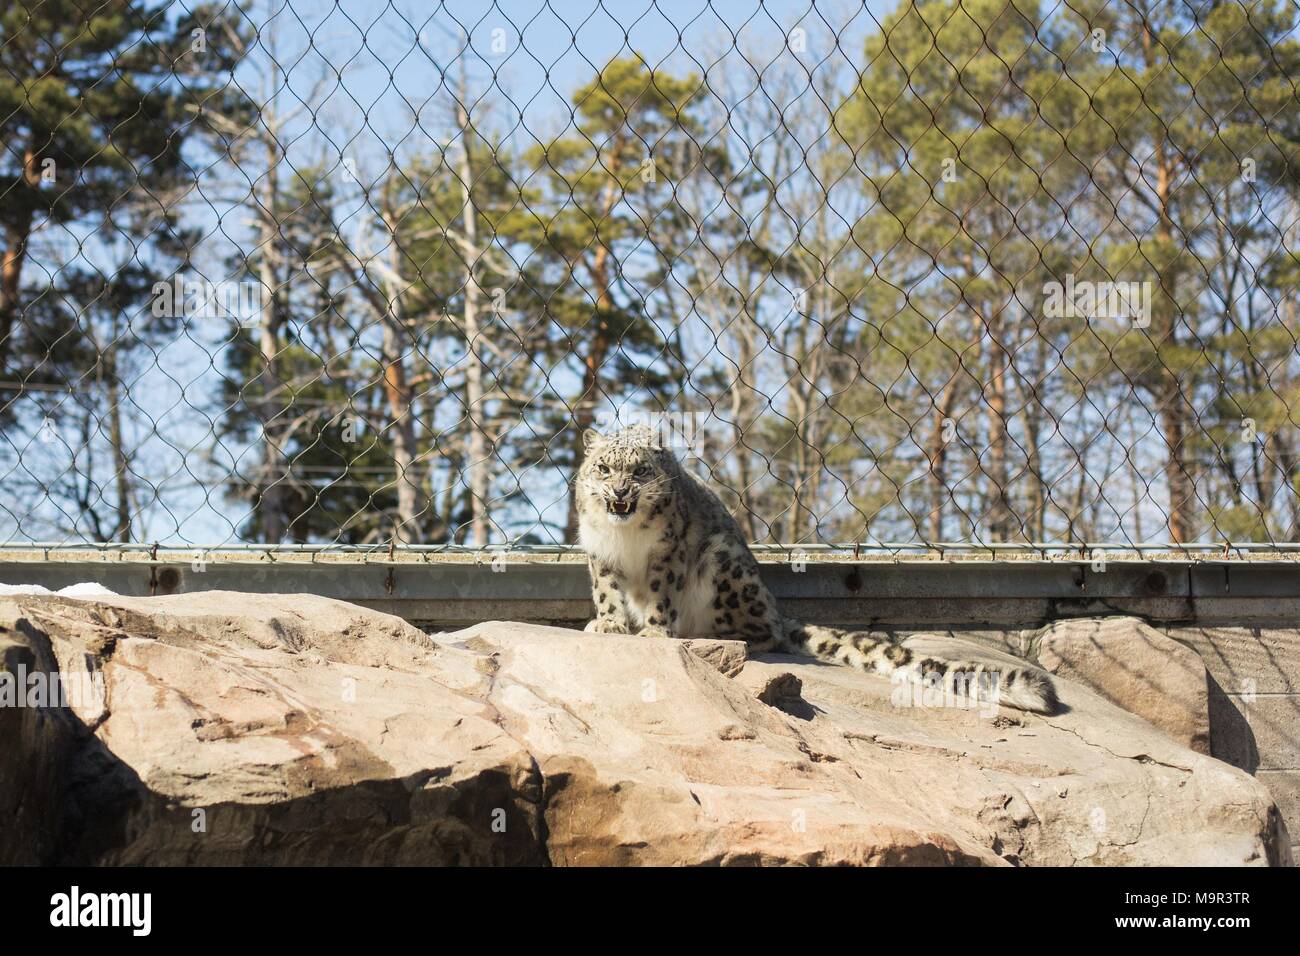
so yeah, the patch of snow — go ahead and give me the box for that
[0,582,118,598]
[56,582,118,597]
[0,583,53,596]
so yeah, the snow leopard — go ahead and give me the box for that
[575,425,1057,714]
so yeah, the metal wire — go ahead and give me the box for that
[2,0,1300,554]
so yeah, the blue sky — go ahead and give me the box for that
[8,0,899,546]
[253,0,893,168]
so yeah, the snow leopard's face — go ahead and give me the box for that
[578,427,674,525]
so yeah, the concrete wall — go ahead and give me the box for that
[1162,625,1299,859]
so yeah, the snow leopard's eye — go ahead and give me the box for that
[633,465,651,478]
[597,463,610,475]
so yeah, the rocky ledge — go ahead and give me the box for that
[0,591,1289,866]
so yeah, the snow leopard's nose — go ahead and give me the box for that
[612,486,632,500]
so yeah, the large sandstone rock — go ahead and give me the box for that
[0,592,1288,866]
[1037,617,1211,754]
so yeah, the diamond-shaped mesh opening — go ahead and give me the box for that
[2,0,1298,553]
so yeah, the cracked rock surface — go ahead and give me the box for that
[0,593,1289,866]
[1037,616,1212,754]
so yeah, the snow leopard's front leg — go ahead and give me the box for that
[636,542,685,639]
[585,559,631,634]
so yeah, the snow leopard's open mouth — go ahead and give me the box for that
[607,498,638,519]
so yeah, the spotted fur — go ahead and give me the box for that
[576,426,1057,714]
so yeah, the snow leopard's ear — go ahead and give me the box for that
[582,427,603,452]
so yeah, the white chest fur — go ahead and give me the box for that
[580,513,717,637]
[578,514,657,578]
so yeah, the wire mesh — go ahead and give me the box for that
[2,0,1300,553]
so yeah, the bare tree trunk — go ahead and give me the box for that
[378,295,422,540]
[985,306,1013,541]
[1153,257,1193,541]
[707,288,759,539]
[1132,447,1146,540]
[927,374,961,542]
[255,94,289,543]
[565,174,620,542]
[106,357,133,543]
[456,97,491,547]
[1143,20,1194,544]
[378,168,425,543]
[731,398,758,540]
[1279,293,1300,534]
[0,149,38,372]
[1016,327,1047,541]
[440,454,458,541]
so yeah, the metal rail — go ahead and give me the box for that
[2,549,1297,629]
[4,541,1300,558]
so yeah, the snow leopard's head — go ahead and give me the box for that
[577,426,676,524]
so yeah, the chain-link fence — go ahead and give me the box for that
[2,0,1300,553]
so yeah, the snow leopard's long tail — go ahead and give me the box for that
[779,620,1058,715]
